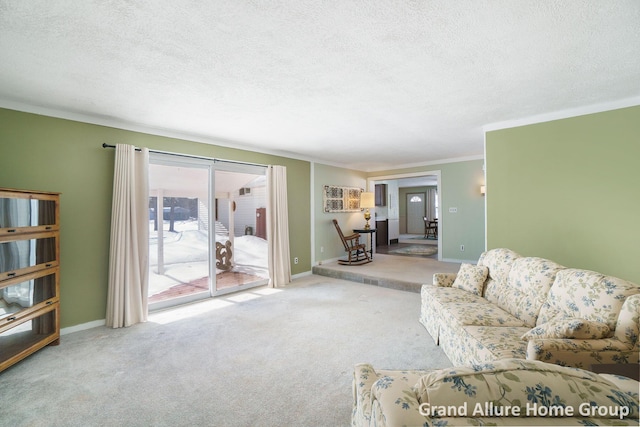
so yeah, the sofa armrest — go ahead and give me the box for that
[433,273,457,287]
[370,376,427,427]
[526,337,637,368]
[352,363,379,427]
[353,365,433,427]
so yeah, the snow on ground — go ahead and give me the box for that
[148,219,268,296]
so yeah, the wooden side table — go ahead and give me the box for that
[353,228,376,260]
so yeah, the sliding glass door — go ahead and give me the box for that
[213,163,269,296]
[148,156,213,310]
[147,153,268,309]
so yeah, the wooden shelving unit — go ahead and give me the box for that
[0,188,60,373]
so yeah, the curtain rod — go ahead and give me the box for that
[101,143,268,168]
[102,143,141,151]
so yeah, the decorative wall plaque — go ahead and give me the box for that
[323,185,363,213]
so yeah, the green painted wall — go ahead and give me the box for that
[0,108,311,328]
[369,159,486,262]
[485,106,640,284]
[313,164,367,263]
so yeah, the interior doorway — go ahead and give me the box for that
[368,171,442,261]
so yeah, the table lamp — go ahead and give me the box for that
[360,192,375,229]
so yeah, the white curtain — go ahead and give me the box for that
[106,144,149,328]
[426,188,437,220]
[266,165,291,288]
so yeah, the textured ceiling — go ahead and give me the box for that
[1,1,639,171]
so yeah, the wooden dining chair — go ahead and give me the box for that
[424,216,438,239]
[332,219,371,265]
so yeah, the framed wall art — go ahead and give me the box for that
[323,185,363,213]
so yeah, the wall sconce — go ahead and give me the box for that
[360,192,375,229]
[480,185,486,196]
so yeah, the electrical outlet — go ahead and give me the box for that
[294,257,299,264]
[460,245,465,252]
[320,246,324,253]
[449,207,458,213]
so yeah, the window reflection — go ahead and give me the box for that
[0,198,56,228]
[0,238,56,274]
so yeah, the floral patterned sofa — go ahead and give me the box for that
[352,358,640,426]
[419,248,640,369]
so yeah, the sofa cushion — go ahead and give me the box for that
[437,307,528,365]
[477,248,521,284]
[478,248,521,306]
[502,257,565,325]
[441,303,528,328]
[521,318,611,340]
[414,359,639,420]
[420,285,489,343]
[439,324,530,366]
[538,269,640,330]
[481,256,565,327]
[478,248,519,281]
[451,263,488,296]
[421,285,489,306]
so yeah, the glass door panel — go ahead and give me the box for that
[148,158,212,310]
[213,166,268,295]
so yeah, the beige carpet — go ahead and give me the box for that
[0,275,452,427]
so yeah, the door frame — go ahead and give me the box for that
[148,152,215,310]
[211,161,269,296]
[148,153,269,308]
[366,170,442,261]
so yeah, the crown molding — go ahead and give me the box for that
[483,96,640,133]
[354,154,485,173]
[0,98,322,164]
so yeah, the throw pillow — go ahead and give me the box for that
[451,263,489,296]
[521,318,611,340]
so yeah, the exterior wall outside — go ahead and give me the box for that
[217,186,266,237]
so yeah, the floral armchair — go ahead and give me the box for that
[353,358,640,426]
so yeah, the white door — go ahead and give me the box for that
[406,193,425,234]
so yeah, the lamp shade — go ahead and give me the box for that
[360,192,375,209]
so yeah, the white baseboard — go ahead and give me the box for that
[61,319,105,336]
[315,256,341,266]
[292,270,312,280]
[60,271,320,333]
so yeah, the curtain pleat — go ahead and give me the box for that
[105,144,149,328]
[266,165,291,288]
[426,188,437,220]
